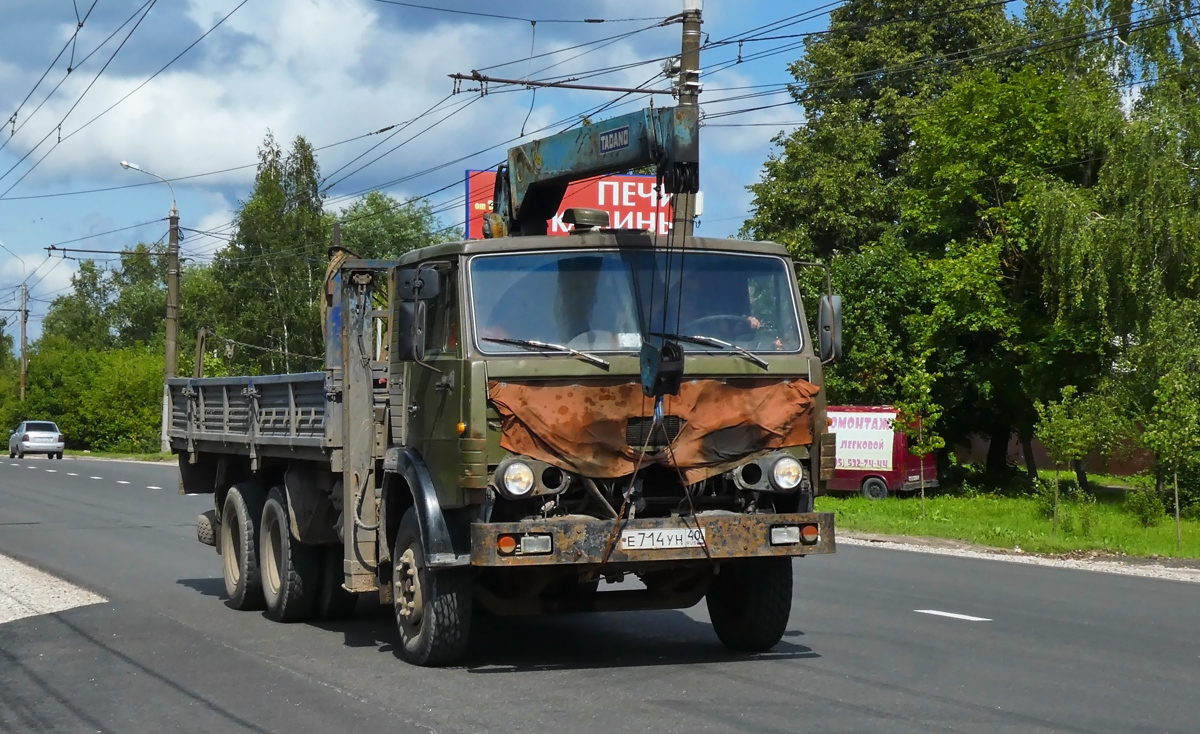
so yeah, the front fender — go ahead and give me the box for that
[383,447,471,567]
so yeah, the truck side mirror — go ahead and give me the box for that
[396,266,441,301]
[818,294,842,364]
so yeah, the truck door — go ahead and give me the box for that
[401,263,463,496]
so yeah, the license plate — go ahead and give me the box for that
[620,527,706,550]
[34,437,53,443]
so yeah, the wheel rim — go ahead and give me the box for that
[866,482,885,499]
[263,513,283,598]
[394,547,424,629]
[222,508,241,586]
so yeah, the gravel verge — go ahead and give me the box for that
[0,553,108,625]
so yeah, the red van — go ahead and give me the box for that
[825,405,938,500]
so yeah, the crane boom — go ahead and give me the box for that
[484,106,699,238]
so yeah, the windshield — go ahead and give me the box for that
[26,422,58,432]
[470,250,802,354]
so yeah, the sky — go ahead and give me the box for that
[0,0,831,340]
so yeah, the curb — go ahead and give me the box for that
[838,533,1200,583]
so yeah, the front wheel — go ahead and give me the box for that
[392,509,472,666]
[706,557,793,652]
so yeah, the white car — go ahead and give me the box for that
[8,421,65,459]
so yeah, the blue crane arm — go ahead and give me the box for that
[485,106,699,237]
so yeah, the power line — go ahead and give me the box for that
[371,0,668,25]
[2,1,100,151]
[61,0,251,144]
[0,0,159,196]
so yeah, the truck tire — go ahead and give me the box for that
[861,477,889,501]
[392,508,472,666]
[313,545,358,621]
[706,557,793,652]
[221,484,267,610]
[259,487,321,623]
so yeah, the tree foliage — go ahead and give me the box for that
[743,0,1200,488]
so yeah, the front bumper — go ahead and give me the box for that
[470,512,835,567]
[18,441,63,453]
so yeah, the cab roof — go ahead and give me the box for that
[395,231,791,266]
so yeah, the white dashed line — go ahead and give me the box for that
[45,470,56,473]
[116,481,130,485]
[914,609,992,622]
[67,473,78,477]
[147,485,162,490]
[26,466,37,470]
[89,476,102,480]
[9,463,18,466]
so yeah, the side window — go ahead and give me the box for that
[426,267,459,356]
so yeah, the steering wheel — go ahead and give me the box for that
[681,313,757,338]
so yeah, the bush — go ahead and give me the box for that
[1124,488,1166,527]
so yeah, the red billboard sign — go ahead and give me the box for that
[465,170,675,239]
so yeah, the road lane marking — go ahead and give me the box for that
[26,466,37,470]
[0,552,107,625]
[67,472,78,476]
[116,481,130,485]
[89,476,102,480]
[8,463,18,466]
[147,485,162,490]
[45,470,56,473]
[914,609,992,622]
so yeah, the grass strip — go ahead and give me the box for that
[816,492,1200,558]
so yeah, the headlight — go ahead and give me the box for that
[502,462,535,496]
[771,456,804,491]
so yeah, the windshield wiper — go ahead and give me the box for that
[650,332,769,370]
[482,337,610,369]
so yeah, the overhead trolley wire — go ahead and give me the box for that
[60,0,251,144]
[371,0,668,25]
[2,0,100,154]
[0,0,159,196]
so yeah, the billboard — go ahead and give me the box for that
[827,410,897,470]
[465,170,676,240]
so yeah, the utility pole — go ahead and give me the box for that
[19,283,26,402]
[120,161,179,452]
[166,204,179,380]
[671,0,702,239]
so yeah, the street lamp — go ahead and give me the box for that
[120,160,180,452]
[121,161,177,217]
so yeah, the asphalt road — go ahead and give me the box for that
[1,455,1197,733]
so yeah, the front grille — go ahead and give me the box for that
[626,416,684,450]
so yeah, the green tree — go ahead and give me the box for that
[1035,385,1118,534]
[211,132,333,374]
[337,191,457,258]
[894,351,945,520]
[41,261,116,350]
[1143,366,1200,553]
[742,0,1018,257]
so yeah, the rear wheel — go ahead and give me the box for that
[313,545,358,620]
[221,484,267,610]
[706,557,793,652]
[861,477,889,501]
[260,487,321,623]
[392,509,472,666]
